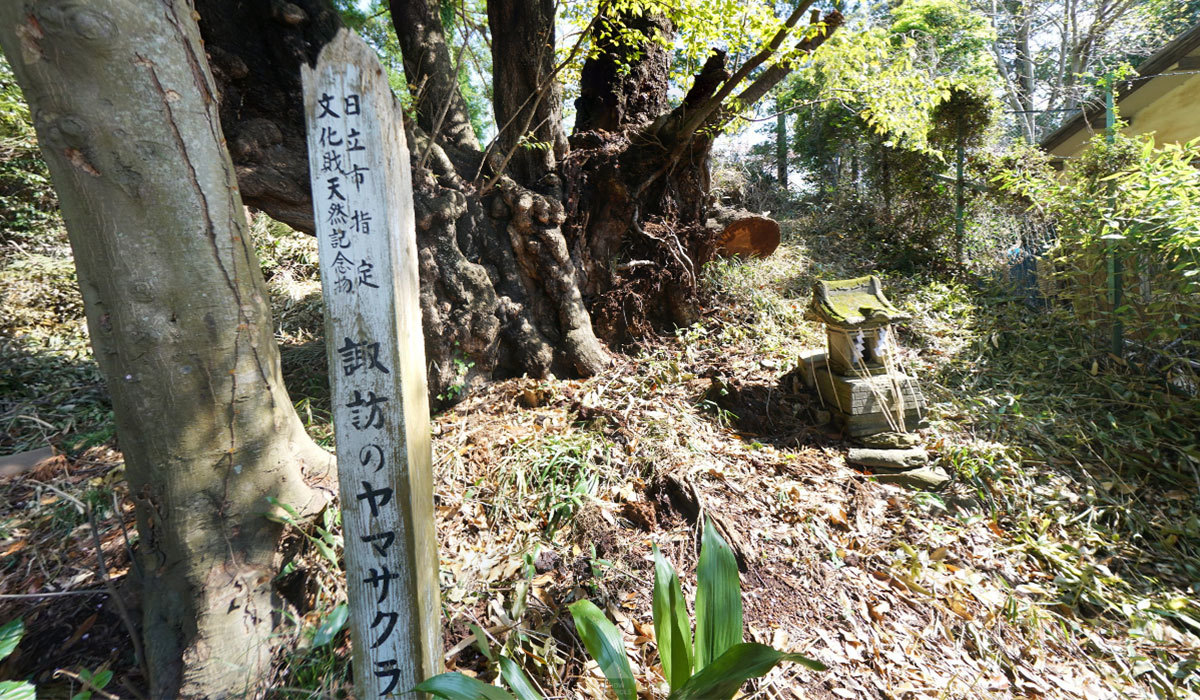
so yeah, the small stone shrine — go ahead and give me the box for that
[800,275,927,437]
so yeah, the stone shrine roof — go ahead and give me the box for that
[809,275,909,329]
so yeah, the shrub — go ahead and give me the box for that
[1,55,60,251]
[996,132,1200,369]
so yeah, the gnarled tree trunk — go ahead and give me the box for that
[194,0,841,404]
[0,3,333,697]
[197,0,341,233]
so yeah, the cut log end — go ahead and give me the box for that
[715,215,781,259]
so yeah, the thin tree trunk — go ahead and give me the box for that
[390,0,480,154]
[488,0,567,188]
[776,94,788,188]
[0,4,333,698]
[1013,0,1034,112]
[1008,0,1038,140]
[988,0,1035,142]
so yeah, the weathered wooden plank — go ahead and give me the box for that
[302,29,440,698]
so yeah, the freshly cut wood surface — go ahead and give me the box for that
[715,216,781,258]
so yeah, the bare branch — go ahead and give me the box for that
[732,10,843,113]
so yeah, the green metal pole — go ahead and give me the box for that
[955,111,965,268]
[776,93,788,189]
[1105,74,1115,138]
[1107,244,1125,358]
[1104,73,1124,358]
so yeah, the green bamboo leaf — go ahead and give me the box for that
[0,681,36,700]
[414,672,516,700]
[470,623,494,661]
[568,600,637,700]
[311,536,338,564]
[652,545,693,690]
[0,619,23,661]
[263,496,300,525]
[92,670,113,689]
[312,604,348,647]
[694,519,741,671]
[668,643,827,700]
[498,657,545,700]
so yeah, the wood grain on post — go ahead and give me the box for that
[302,29,440,698]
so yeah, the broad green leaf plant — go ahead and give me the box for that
[417,519,825,699]
[0,618,115,700]
[0,619,35,700]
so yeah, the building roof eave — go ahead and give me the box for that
[1038,21,1200,153]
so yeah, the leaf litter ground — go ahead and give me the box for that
[1,217,1197,698]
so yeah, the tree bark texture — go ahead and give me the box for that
[390,0,480,154]
[194,0,342,233]
[488,0,567,188]
[380,0,612,394]
[573,10,672,133]
[0,2,333,697]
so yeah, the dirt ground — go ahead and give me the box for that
[2,225,1198,698]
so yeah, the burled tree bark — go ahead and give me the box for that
[0,2,333,697]
[197,0,612,402]
[195,0,341,233]
[194,0,839,398]
[573,10,672,133]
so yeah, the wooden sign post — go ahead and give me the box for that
[302,29,441,697]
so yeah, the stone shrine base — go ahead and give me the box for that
[798,350,928,437]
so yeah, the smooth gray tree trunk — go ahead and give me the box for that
[0,2,334,697]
